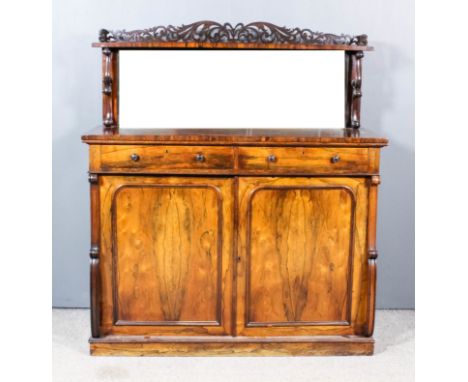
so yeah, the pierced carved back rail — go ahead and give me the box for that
[94,21,371,132]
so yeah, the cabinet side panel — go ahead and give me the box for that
[351,178,370,334]
[365,176,380,336]
[89,173,101,337]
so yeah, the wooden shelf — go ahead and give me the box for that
[92,41,373,51]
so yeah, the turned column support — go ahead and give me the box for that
[101,47,119,132]
[346,50,364,129]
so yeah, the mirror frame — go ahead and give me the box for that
[93,21,372,133]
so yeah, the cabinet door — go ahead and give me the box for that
[237,177,369,336]
[99,176,233,336]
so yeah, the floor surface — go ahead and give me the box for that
[53,309,414,382]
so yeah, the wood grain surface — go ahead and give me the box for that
[238,146,375,174]
[88,144,380,176]
[85,21,385,354]
[237,177,369,337]
[99,145,234,173]
[113,185,221,325]
[99,176,233,336]
[82,128,388,147]
[366,175,381,336]
[90,336,374,356]
[245,187,354,325]
[85,134,384,355]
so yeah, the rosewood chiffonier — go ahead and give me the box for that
[82,21,388,356]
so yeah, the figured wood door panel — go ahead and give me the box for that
[237,177,369,336]
[99,176,233,336]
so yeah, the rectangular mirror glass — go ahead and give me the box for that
[119,50,345,129]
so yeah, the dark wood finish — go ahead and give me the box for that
[101,48,118,130]
[94,41,373,51]
[96,21,370,51]
[346,51,364,128]
[88,173,101,338]
[93,41,373,51]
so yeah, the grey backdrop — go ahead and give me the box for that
[53,0,414,308]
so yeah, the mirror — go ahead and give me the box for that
[119,50,345,129]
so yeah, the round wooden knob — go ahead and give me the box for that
[330,155,340,163]
[195,153,205,162]
[130,153,140,162]
[267,154,277,163]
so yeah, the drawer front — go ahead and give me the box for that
[98,145,234,173]
[238,147,375,174]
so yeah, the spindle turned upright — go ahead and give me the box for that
[82,21,388,356]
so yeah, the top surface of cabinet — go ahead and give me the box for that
[82,128,388,147]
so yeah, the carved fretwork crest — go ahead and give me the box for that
[99,21,367,46]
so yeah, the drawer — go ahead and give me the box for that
[238,147,376,174]
[98,145,234,173]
